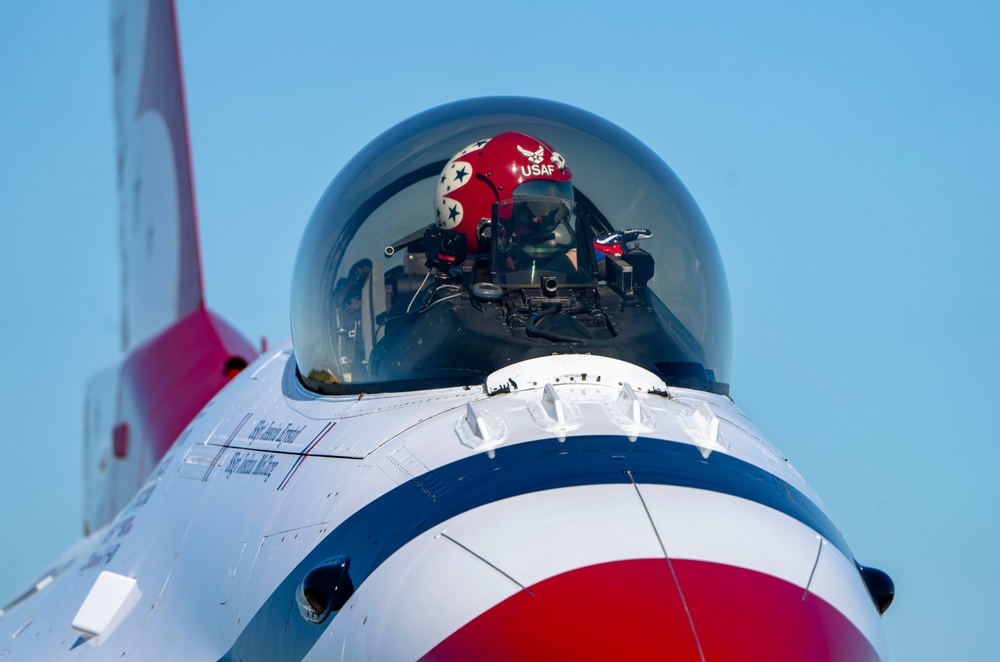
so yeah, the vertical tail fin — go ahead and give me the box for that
[83,1,256,533]
[111,0,203,350]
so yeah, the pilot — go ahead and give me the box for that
[434,131,576,275]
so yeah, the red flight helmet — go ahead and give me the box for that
[434,131,573,254]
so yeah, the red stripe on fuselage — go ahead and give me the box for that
[422,559,881,661]
[673,559,881,661]
[422,558,701,661]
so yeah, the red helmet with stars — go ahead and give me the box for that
[435,131,572,253]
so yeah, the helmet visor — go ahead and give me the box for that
[496,187,582,283]
[500,179,574,231]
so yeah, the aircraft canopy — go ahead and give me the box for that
[291,97,732,395]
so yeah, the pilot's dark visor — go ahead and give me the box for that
[499,180,574,229]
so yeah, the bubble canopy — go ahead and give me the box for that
[291,97,732,395]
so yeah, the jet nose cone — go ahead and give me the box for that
[327,483,680,660]
[321,482,885,661]
[422,557,702,661]
[423,557,886,662]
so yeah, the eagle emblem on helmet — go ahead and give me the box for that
[517,145,545,164]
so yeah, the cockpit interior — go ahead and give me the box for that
[290,97,732,396]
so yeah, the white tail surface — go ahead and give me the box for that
[79,1,256,534]
[111,0,203,350]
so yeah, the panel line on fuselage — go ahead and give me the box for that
[628,470,706,662]
[217,433,853,662]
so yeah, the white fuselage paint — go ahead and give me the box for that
[0,349,888,660]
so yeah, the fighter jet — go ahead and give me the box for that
[0,1,893,659]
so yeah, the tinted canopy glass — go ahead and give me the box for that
[291,97,732,394]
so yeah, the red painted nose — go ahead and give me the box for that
[422,558,699,661]
[422,559,882,662]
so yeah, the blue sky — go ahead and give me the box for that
[1,1,998,658]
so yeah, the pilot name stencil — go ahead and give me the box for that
[246,420,306,444]
[224,451,280,482]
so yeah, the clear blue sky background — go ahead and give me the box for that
[1,2,997,658]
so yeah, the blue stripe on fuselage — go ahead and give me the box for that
[219,435,850,661]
